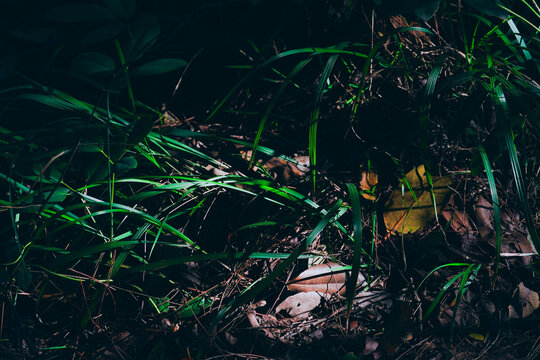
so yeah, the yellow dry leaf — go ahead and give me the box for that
[468,333,485,341]
[360,170,378,201]
[383,164,452,235]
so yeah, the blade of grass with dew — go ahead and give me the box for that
[345,183,363,319]
[477,145,502,274]
[507,18,533,61]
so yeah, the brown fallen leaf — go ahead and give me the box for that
[508,282,540,319]
[474,196,494,239]
[383,164,452,235]
[442,194,473,237]
[473,196,536,256]
[287,262,366,294]
[360,170,378,201]
[363,336,379,356]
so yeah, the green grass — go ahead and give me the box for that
[1,1,539,358]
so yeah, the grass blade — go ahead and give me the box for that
[492,86,540,253]
[477,145,502,274]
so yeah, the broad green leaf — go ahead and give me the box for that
[71,52,116,75]
[463,0,508,19]
[80,22,126,45]
[131,58,187,77]
[413,0,440,21]
[78,144,103,153]
[103,0,136,19]
[15,265,32,290]
[113,156,138,173]
[383,164,452,235]
[10,27,63,44]
[127,115,154,145]
[44,3,114,23]
[41,187,70,205]
[125,14,160,61]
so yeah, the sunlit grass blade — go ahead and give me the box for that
[309,43,346,191]
[75,191,199,248]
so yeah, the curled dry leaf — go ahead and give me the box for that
[275,292,322,319]
[508,282,540,319]
[473,196,536,255]
[363,336,379,356]
[442,194,473,237]
[287,262,366,295]
[474,196,494,239]
[360,170,378,201]
[383,164,452,235]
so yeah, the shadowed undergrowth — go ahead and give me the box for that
[1,1,539,359]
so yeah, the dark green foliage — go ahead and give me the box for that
[0,1,539,359]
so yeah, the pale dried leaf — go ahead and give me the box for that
[287,262,366,294]
[275,291,322,319]
[363,336,379,355]
[474,196,494,239]
[508,282,540,319]
[224,331,238,345]
[291,155,310,174]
